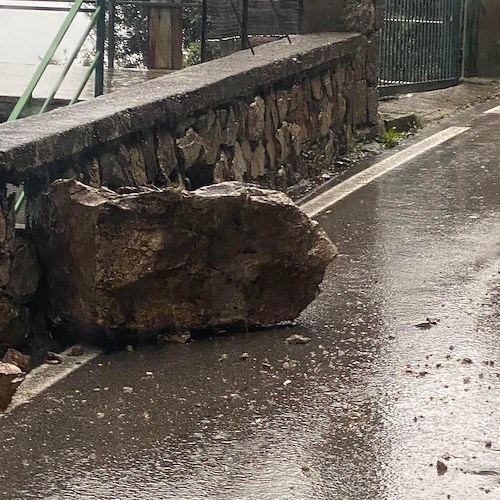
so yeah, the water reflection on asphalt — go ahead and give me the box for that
[1,114,500,499]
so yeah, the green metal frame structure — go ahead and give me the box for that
[1,0,106,212]
[5,0,105,123]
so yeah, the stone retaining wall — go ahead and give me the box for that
[0,33,378,193]
[0,197,41,354]
[83,45,377,194]
[0,31,379,351]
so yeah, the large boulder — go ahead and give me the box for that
[0,361,25,411]
[31,180,336,340]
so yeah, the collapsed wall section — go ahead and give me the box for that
[0,31,379,349]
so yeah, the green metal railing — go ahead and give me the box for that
[1,0,106,212]
[5,0,105,122]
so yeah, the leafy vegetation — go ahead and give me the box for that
[376,127,406,148]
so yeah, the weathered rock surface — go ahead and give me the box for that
[6,235,40,301]
[2,348,32,373]
[0,361,25,411]
[32,180,337,340]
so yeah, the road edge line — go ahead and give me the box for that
[484,105,500,114]
[301,126,470,218]
[2,346,102,415]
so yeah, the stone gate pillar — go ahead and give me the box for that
[148,5,183,70]
[299,0,384,136]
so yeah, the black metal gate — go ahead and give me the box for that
[380,0,463,95]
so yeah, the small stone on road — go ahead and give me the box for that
[286,334,311,345]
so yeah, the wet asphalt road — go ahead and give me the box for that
[2,100,500,499]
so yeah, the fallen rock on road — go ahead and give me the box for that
[32,180,337,342]
[2,348,32,373]
[0,361,25,411]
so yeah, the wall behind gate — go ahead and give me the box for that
[477,0,500,77]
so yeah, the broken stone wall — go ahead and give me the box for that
[19,35,378,198]
[0,193,41,355]
[60,55,377,195]
[0,32,377,350]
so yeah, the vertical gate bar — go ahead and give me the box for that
[107,0,115,69]
[442,0,449,79]
[385,0,391,84]
[386,0,391,84]
[241,0,249,50]
[396,0,403,83]
[95,0,105,96]
[383,0,389,83]
[422,0,427,82]
[402,0,407,83]
[412,0,416,82]
[386,0,392,84]
[427,0,432,81]
[431,0,437,81]
[437,0,442,80]
[412,0,417,83]
[455,0,464,79]
[429,0,434,81]
[432,0,439,81]
[414,0,418,83]
[449,0,454,78]
[388,0,393,83]
[201,0,208,62]
[407,0,412,83]
[410,0,416,84]
[389,0,394,83]
[408,0,413,83]
[405,0,410,84]
[452,0,460,79]
[395,0,400,83]
[394,0,404,82]
[387,0,395,82]
[399,0,404,83]
[445,0,451,79]
[380,0,385,83]
[420,0,426,82]
[417,0,423,83]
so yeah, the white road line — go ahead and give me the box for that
[302,126,470,218]
[484,105,500,114]
[3,346,101,415]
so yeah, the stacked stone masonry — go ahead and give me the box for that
[0,194,41,352]
[59,47,377,194]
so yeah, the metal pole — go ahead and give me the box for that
[40,6,102,113]
[95,0,106,96]
[200,0,208,62]
[241,0,248,50]
[107,0,116,69]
